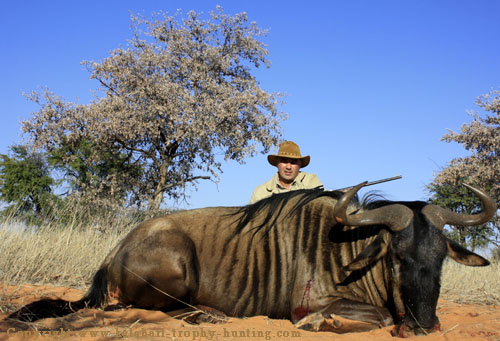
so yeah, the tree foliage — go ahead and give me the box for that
[48,137,143,204]
[0,145,57,220]
[22,7,285,210]
[428,89,500,249]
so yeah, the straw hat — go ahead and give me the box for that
[267,141,310,168]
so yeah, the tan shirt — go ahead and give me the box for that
[250,172,323,204]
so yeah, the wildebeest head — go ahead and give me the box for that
[333,182,496,337]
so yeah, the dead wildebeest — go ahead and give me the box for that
[8,182,496,337]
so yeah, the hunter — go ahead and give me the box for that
[250,141,323,204]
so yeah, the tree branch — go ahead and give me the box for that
[158,175,210,192]
[484,238,500,248]
[97,79,120,97]
[113,137,155,159]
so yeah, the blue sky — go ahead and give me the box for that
[2,1,499,209]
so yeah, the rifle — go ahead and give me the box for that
[335,175,402,192]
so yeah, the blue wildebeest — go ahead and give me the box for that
[9,183,496,336]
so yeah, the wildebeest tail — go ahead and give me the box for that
[81,267,108,308]
[8,267,109,322]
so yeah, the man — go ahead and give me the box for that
[250,141,323,204]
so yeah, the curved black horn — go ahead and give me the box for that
[333,181,368,224]
[422,184,497,230]
[333,182,414,232]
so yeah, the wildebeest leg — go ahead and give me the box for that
[107,230,199,310]
[321,298,393,327]
[295,298,393,332]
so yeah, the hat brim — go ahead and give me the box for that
[268,155,310,168]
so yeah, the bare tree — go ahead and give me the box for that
[428,89,500,247]
[23,7,286,210]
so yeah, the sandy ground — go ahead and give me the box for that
[1,284,500,340]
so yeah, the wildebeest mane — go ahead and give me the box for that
[360,190,428,211]
[231,189,435,241]
[231,189,411,239]
[232,189,346,237]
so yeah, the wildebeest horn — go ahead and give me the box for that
[422,184,497,230]
[333,182,413,232]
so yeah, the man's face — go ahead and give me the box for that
[277,157,301,185]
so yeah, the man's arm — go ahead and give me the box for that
[249,190,259,204]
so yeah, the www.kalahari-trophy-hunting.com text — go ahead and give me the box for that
[5,327,302,340]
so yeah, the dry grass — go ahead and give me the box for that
[0,220,132,289]
[0,216,499,306]
[440,259,500,305]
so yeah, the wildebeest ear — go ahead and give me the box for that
[343,230,391,271]
[446,238,490,266]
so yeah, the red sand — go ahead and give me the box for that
[1,284,499,340]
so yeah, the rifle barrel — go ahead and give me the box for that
[335,175,402,192]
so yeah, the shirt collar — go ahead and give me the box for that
[266,172,305,191]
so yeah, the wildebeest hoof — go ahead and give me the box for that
[295,312,325,331]
[391,322,438,338]
[295,312,343,332]
[329,314,343,328]
[391,323,410,338]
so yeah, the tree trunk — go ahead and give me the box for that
[149,190,164,211]
[148,159,169,211]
